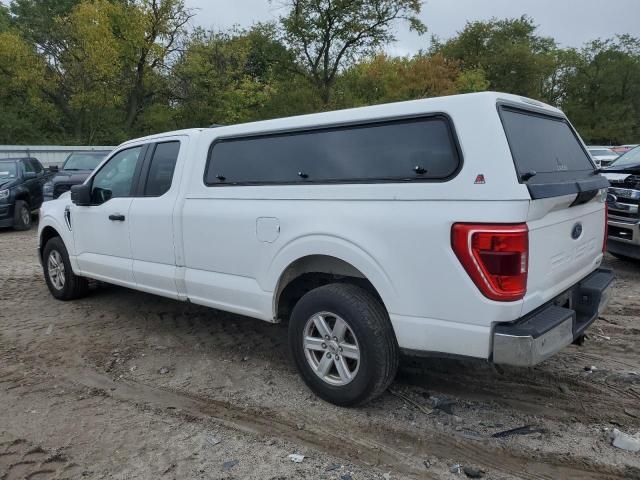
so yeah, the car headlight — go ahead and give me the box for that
[43,182,53,194]
[0,189,9,200]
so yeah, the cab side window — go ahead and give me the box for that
[91,146,143,205]
[22,159,35,175]
[144,141,180,197]
[31,159,44,174]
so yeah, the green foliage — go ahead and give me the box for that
[562,36,640,144]
[0,4,11,32]
[280,0,426,105]
[10,0,80,53]
[0,3,638,145]
[0,31,59,143]
[454,68,490,94]
[337,53,463,107]
[171,27,278,127]
[433,16,640,143]
[433,16,558,100]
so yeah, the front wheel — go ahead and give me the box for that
[13,200,32,231]
[43,236,89,300]
[289,283,399,406]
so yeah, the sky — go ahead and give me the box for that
[184,0,640,55]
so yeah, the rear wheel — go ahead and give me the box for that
[43,236,89,300]
[13,200,32,231]
[289,283,398,406]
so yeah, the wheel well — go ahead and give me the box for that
[14,191,31,204]
[40,226,60,259]
[275,255,385,321]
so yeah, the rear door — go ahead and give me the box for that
[21,159,40,206]
[29,158,47,208]
[128,139,183,299]
[499,106,608,313]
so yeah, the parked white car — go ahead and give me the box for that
[38,92,613,406]
[587,146,618,168]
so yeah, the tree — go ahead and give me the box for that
[116,0,192,132]
[278,0,426,105]
[434,16,558,100]
[171,27,281,127]
[0,4,11,32]
[9,0,80,56]
[52,0,128,142]
[454,68,489,94]
[3,0,193,143]
[0,31,59,143]
[337,52,462,107]
[562,36,640,144]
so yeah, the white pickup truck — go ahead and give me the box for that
[38,92,613,406]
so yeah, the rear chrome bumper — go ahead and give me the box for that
[492,268,614,367]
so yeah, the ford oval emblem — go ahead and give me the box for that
[571,222,583,240]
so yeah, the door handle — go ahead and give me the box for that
[108,214,126,221]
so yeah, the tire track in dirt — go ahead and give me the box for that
[396,356,640,428]
[59,366,630,480]
[0,436,81,480]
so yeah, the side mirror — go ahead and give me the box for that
[23,172,36,180]
[70,184,91,206]
[49,165,59,173]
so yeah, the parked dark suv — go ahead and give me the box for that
[0,157,51,230]
[43,151,110,201]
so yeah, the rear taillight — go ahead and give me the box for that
[603,206,608,253]
[452,223,529,302]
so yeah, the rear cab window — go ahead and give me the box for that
[498,105,607,198]
[30,159,44,173]
[22,159,35,174]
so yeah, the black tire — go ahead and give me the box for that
[609,252,639,262]
[13,200,32,231]
[288,283,399,406]
[43,236,89,300]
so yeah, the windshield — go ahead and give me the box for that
[63,153,107,171]
[608,146,640,168]
[0,162,18,179]
[589,149,616,156]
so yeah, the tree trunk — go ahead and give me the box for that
[125,56,147,129]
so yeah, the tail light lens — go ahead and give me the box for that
[603,206,608,253]
[452,223,529,302]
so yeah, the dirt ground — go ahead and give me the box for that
[1,226,639,480]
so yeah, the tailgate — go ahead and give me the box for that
[498,103,608,315]
[524,195,606,315]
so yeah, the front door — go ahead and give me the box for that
[72,145,145,286]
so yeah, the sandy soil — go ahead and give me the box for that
[1,226,639,480]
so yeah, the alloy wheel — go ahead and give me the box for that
[303,312,360,386]
[47,250,66,290]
